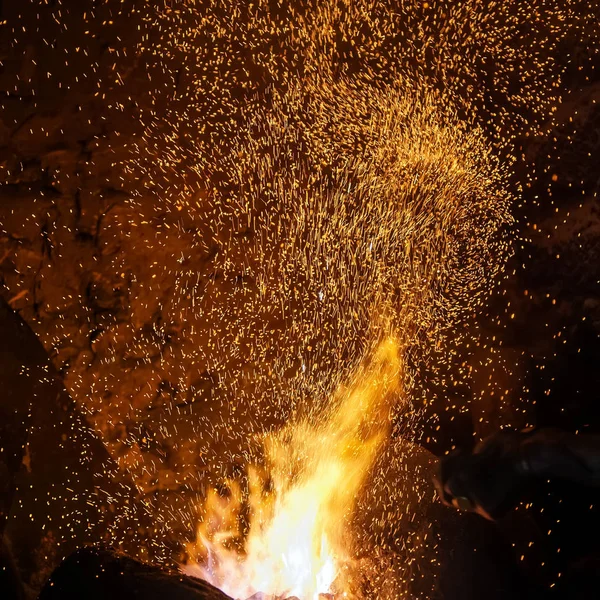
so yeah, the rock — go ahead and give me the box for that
[76,187,127,233]
[10,112,65,158]
[41,147,82,195]
[38,546,234,600]
[0,146,20,180]
[0,301,32,535]
[9,159,43,185]
[0,536,25,600]
[0,297,147,594]
[0,122,12,148]
[85,270,128,312]
[0,185,53,240]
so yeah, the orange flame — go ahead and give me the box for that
[184,337,403,600]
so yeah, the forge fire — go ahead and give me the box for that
[184,338,404,599]
[1,1,600,600]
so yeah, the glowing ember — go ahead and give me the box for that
[185,337,403,599]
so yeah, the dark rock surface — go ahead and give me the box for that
[38,546,233,600]
[0,297,147,597]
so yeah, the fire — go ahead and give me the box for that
[184,337,403,599]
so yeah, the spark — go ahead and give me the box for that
[1,0,598,597]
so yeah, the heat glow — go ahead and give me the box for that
[185,337,403,599]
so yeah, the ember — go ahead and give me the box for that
[1,1,598,599]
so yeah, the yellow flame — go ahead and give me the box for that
[184,337,403,599]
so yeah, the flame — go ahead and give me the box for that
[184,337,403,599]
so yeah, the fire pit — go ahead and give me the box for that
[37,547,338,600]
